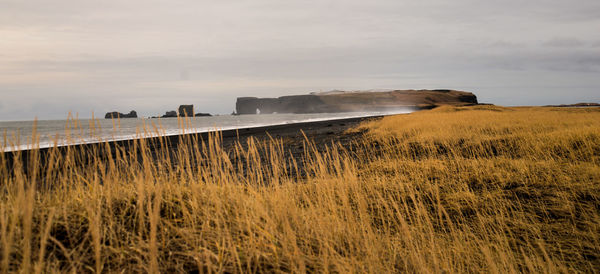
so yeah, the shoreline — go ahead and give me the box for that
[1,115,384,173]
[3,115,382,152]
[0,111,401,152]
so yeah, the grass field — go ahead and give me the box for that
[1,106,599,272]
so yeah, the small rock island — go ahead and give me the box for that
[104,110,138,119]
[178,105,194,117]
[161,111,178,118]
[105,104,212,119]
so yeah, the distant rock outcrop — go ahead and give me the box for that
[155,105,212,118]
[162,111,178,118]
[105,110,138,119]
[235,89,478,115]
[178,105,194,117]
[544,102,600,107]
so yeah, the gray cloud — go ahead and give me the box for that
[1,0,599,120]
[543,37,586,48]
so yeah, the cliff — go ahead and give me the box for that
[235,89,478,114]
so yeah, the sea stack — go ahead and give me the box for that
[178,105,194,117]
[162,111,178,118]
[104,110,138,119]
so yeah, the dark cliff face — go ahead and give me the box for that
[105,110,138,119]
[235,90,478,115]
[236,96,329,114]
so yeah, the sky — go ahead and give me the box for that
[1,0,599,120]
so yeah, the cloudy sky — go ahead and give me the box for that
[1,0,599,120]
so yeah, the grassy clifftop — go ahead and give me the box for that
[1,106,599,272]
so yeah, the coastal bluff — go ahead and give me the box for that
[235,89,478,114]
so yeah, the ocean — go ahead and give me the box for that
[0,109,415,151]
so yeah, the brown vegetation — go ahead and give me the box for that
[1,106,599,272]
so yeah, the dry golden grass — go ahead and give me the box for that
[1,106,599,272]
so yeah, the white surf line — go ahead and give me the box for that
[1,110,413,152]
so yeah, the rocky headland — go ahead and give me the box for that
[235,89,478,114]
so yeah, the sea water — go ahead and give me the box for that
[0,109,415,151]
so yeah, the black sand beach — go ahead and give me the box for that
[2,115,384,176]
